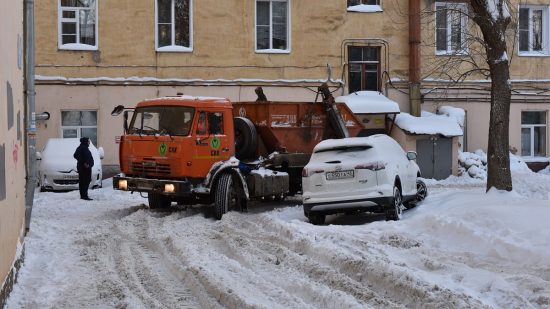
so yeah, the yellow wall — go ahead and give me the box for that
[35,0,410,82]
[0,0,26,293]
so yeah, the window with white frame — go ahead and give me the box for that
[256,0,290,52]
[521,111,547,157]
[347,0,380,7]
[61,111,98,146]
[435,2,468,55]
[58,0,97,50]
[156,0,192,51]
[518,6,549,55]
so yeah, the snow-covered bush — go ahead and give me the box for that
[458,150,531,179]
[458,150,487,179]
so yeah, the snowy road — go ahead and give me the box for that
[6,172,550,309]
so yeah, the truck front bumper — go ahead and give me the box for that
[113,174,192,196]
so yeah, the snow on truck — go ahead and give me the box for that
[111,84,362,219]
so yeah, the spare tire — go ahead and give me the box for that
[233,117,257,160]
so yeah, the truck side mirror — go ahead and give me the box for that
[111,105,125,116]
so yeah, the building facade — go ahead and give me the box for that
[34,0,549,170]
[0,0,27,305]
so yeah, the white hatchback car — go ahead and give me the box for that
[302,134,427,224]
[37,138,104,191]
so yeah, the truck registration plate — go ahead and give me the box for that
[326,170,354,180]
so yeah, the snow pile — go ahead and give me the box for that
[539,165,550,175]
[437,106,465,127]
[336,91,400,114]
[395,112,463,137]
[458,150,488,179]
[458,150,533,179]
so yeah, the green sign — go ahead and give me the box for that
[210,137,220,150]
[159,142,167,156]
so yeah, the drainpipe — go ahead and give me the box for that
[409,0,422,116]
[24,0,36,233]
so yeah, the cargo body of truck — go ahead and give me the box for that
[112,85,362,219]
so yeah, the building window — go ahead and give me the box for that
[58,0,97,50]
[348,0,379,5]
[519,6,549,55]
[61,111,98,146]
[521,111,547,157]
[435,2,468,55]
[156,0,192,52]
[348,46,380,93]
[256,0,290,53]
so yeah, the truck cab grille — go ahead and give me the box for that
[131,160,171,176]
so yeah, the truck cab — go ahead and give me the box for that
[118,96,234,181]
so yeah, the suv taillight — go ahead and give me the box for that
[302,168,324,177]
[355,161,386,171]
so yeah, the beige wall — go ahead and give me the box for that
[0,0,26,294]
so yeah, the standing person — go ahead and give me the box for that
[73,137,94,200]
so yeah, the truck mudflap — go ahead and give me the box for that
[113,174,192,196]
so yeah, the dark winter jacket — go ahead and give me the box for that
[73,138,94,172]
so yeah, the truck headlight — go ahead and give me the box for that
[118,180,128,190]
[164,184,175,193]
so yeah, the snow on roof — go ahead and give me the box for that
[437,106,466,127]
[335,91,400,114]
[395,112,463,137]
[145,95,227,101]
[347,4,383,12]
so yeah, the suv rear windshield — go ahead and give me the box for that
[128,106,194,136]
[314,145,371,154]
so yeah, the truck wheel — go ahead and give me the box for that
[214,173,248,219]
[148,193,171,209]
[308,213,326,225]
[214,173,233,220]
[234,117,257,160]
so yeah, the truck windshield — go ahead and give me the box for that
[128,106,195,136]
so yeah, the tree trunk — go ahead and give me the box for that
[486,61,512,191]
[470,1,513,191]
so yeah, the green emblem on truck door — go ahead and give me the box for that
[159,142,167,156]
[210,137,220,150]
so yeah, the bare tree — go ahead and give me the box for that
[468,1,513,191]
[419,1,513,191]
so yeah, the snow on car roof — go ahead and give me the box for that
[313,134,390,152]
[395,112,463,137]
[335,91,400,114]
[43,138,98,156]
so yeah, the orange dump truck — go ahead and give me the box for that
[112,84,362,219]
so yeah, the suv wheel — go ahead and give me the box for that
[385,186,403,221]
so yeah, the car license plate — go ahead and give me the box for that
[326,170,354,180]
[63,175,78,179]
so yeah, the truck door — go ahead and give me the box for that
[193,110,231,176]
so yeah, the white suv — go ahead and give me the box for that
[302,134,427,224]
